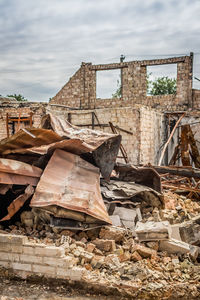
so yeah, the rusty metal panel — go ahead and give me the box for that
[6,139,92,156]
[41,114,121,179]
[0,128,62,156]
[0,172,39,186]
[0,158,42,177]
[0,158,42,186]
[31,149,111,224]
[41,113,119,150]
[114,163,162,193]
[0,185,34,221]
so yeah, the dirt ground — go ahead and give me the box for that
[0,278,125,300]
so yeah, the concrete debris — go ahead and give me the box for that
[159,238,199,261]
[99,226,125,242]
[135,221,170,241]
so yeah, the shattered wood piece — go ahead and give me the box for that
[131,251,143,262]
[188,179,200,198]
[186,125,200,168]
[0,185,34,222]
[152,165,200,180]
[135,221,170,241]
[30,149,111,225]
[162,177,188,184]
[162,184,200,193]
[180,125,191,166]
[159,238,199,260]
[169,144,180,165]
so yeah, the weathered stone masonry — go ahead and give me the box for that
[50,54,194,111]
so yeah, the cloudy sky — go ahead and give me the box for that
[0,0,200,101]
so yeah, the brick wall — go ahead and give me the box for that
[0,233,85,281]
[48,105,164,165]
[50,54,194,111]
[139,107,164,165]
[0,101,46,140]
[192,89,200,109]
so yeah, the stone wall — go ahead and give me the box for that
[0,233,85,281]
[139,107,164,165]
[50,54,194,111]
[192,89,200,109]
[48,105,164,165]
[0,100,46,140]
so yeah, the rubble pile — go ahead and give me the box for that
[1,224,200,298]
[0,113,200,298]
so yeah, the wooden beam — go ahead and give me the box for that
[158,113,185,166]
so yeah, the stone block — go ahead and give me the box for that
[23,245,35,255]
[104,254,121,267]
[79,251,94,263]
[11,262,32,272]
[0,252,20,262]
[0,234,27,245]
[131,251,142,262]
[0,243,11,252]
[20,254,43,264]
[86,243,96,253]
[32,264,56,275]
[99,226,125,242]
[11,245,23,254]
[35,245,65,257]
[159,238,199,260]
[57,267,84,281]
[91,255,105,268]
[43,256,78,268]
[92,239,116,252]
[132,244,157,258]
[135,221,170,241]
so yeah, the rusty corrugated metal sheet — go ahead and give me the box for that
[41,114,121,179]
[0,128,62,156]
[0,158,42,186]
[0,158,42,177]
[41,113,119,150]
[4,139,92,156]
[30,149,112,224]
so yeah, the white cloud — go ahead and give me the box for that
[0,0,200,100]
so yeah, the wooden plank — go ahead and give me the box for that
[158,113,185,166]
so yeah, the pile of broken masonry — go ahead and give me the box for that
[0,113,200,299]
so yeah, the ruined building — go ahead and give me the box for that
[49,53,200,165]
[1,53,200,166]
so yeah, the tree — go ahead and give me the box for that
[149,76,176,95]
[112,79,121,98]
[7,94,28,102]
[113,74,176,98]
